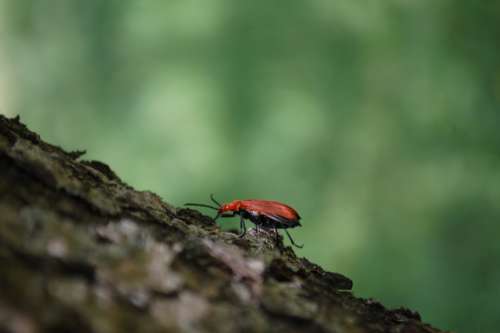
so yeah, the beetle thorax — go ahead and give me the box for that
[222,200,241,213]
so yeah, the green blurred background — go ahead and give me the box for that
[1,1,499,331]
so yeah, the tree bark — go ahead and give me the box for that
[0,115,447,333]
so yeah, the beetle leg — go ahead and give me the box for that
[214,211,236,220]
[238,216,247,238]
[274,226,279,242]
[219,212,236,218]
[284,229,304,249]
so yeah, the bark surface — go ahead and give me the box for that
[0,115,447,333]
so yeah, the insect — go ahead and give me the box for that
[185,194,303,248]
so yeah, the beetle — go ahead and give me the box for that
[185,194,303,248]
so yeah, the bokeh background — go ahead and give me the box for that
[1,1,499,332]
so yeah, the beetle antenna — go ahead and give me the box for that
[210,194,222,207]
[185,203,220,210]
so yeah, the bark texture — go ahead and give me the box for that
[0,115,447,333]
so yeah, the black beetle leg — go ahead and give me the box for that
[284,229,303,248]
[216,212,235,220]
[238,216,247,238]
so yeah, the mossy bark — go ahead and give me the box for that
[0,115,447,333]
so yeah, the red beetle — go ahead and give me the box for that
[185,194,303,248]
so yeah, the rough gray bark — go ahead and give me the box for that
[0,114,447,333]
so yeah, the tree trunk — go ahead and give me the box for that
[0,115,447,333]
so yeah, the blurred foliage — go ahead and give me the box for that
[1,1,499,332]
